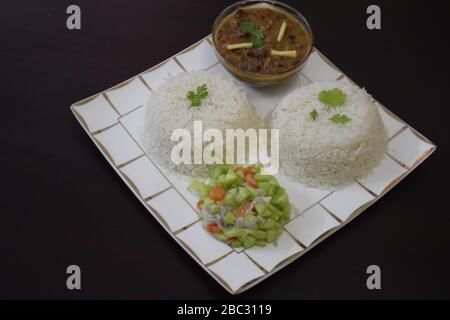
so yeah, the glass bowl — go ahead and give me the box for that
[212,0,314,87]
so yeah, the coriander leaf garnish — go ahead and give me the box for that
[250,36,264,47]
[239,20,264,47]
[329,113,351,124]
[309,108,318,121]
[318,88,347,110]
[187,84,208,107]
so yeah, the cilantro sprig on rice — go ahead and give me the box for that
[312,88,351,123]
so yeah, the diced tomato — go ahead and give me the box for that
[228,237,238,243]
[244,166,256,175]
[208,185,225,201]
[236,202,251,217]
[207,223,221,233]
[245,172,257,188]
[197,199,204,210]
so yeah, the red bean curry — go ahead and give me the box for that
[215,6,311,74]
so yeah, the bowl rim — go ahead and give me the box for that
[212,0,314,78]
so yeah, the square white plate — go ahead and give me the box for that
[120,156,170,199]
[388,128,434,168]
[208,252,265,292]
[285,205,340,247]
[94,124,144,166]
[71,34,436,294]
[146,188,199,233]
[245,232,303,272]
[73,94,119,133]
[141,58,185,91]
[320,183,375,221]
[177,221,233,265]
[105,78,151,115]
[358,155,408,196]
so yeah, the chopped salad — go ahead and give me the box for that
[188,164,291,248]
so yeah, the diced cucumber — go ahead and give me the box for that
[224,212,236,225]
[267,229,282,242]
[221,188,238,206]
[254,173,272,182]
[255,202,272,218]
[187,180,209,197]
[237,187,251,203]
[255,240,267,247]
[256,174,279,185]
[212,165,229,179]
[213,232,227,242]
[262,210,272,218]
[282,203,291,218]
[249,229,267,240]
[272,192,289,210]
[279,216,289,225]
[271,212,280,221]
[245,185,258,197]
[256,215,266,225]
[252,163,262,172]
[270,177,280,187]
[266,203,284,217]
[258,182,277,197]
[223,226,246,238]
[236,170,245,179]
[243,235,256,248]
[254,202,267,215]
[243,214,257,226]
[224,170,239,185]
[230,240,242,248]
[216,174,226,187]
[260,218,280,230]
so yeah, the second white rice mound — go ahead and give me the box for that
[270,80,388,189]
[141,71,262,176]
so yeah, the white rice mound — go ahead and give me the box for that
[141,71,262,176]
[270,80,388,190]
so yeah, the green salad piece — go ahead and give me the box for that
[187,84,208,107]
[318,88,347,110]
[239,20,264,47]
[188,164,291,248]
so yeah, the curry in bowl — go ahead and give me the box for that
[212,1,313,86]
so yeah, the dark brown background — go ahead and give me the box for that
[1,0,449,299]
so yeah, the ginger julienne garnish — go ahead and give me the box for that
[277,21,287,42]
[227,42,253,50]
[271,49,297,58]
